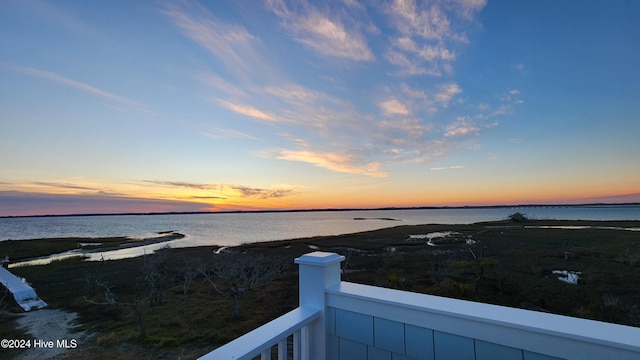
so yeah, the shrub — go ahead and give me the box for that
[508,212,528,223]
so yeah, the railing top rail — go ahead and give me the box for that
[327,281,640,354]
[198,306,321,360]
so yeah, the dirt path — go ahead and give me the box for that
[13,309,89,360]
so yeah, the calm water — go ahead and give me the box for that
[2,206,639,249]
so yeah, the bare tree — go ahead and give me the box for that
[83,255,106,297]
[468,244,488,293]
[178,257,199,313]
[85,279,147,337]
[141,247,171,306]
[84,249,171,337]
[341,250,353,280]
[199,252,288,319]
[562,242,575,261]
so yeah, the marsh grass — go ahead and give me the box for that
[0,237,131,261]
[0,220,639,359]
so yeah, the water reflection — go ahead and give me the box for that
[9,235,193,267]
[9,252,85,268]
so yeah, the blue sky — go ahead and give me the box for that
[1,0,639,216]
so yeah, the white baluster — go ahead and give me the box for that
[300,325,310,360]
[260,348,270,360]
[293,330,301,360]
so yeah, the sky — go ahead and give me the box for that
[1,0,639,217]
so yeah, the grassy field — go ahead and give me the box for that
[1,218,639,359]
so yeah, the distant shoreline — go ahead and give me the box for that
[2,202,639,219]
[3,219,640,267]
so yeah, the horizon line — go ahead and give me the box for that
[2,202,639,219]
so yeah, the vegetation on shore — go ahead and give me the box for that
[1,218,639,359]
[0,232,185,263]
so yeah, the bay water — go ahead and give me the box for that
[1,205,638,262]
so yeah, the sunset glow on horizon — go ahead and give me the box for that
[1,1,639,217]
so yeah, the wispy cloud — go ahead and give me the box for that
[198,71,246,97]
[200,127,258,141]
[264,84,325,105]
[230,185,295,199]
[30,181,98,191]
[430,165,465,171]
[141,180,296,199]
[391,36,456,64]
[251,76,480,174]
[385,49,436,76]
[0,179,120,196]
[163,2,269,79]
[0,179,298,210]
[225,82,359,134]
[0,191,212,216]
[271,149,388,177]
[13,0,91,34]
[471,89,523,120]
[500,89,524,105]
[379,98,411,116]
[384,0,485,76]
[343,0,364,10]
[389,0,453,41]
[266,0,374,61]
[164,0,507,179]
[377,82,461,120]
[453,0,488,19]
[379,117,429,138]
[141,180,221,190]
[13,66,154,114]
[434,83,462,105]
[216,100,277,122]
[444,116,480,137]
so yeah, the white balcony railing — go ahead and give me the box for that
[198,306,321,360]
[199,252,640,360]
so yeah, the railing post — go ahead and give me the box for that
[295,252,344,360]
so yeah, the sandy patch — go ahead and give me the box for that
[13,309,89,360]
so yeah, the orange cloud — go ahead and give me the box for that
[276,149,388,177]
[217,100,277,121]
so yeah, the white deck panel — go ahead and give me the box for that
[0,266,47,311]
